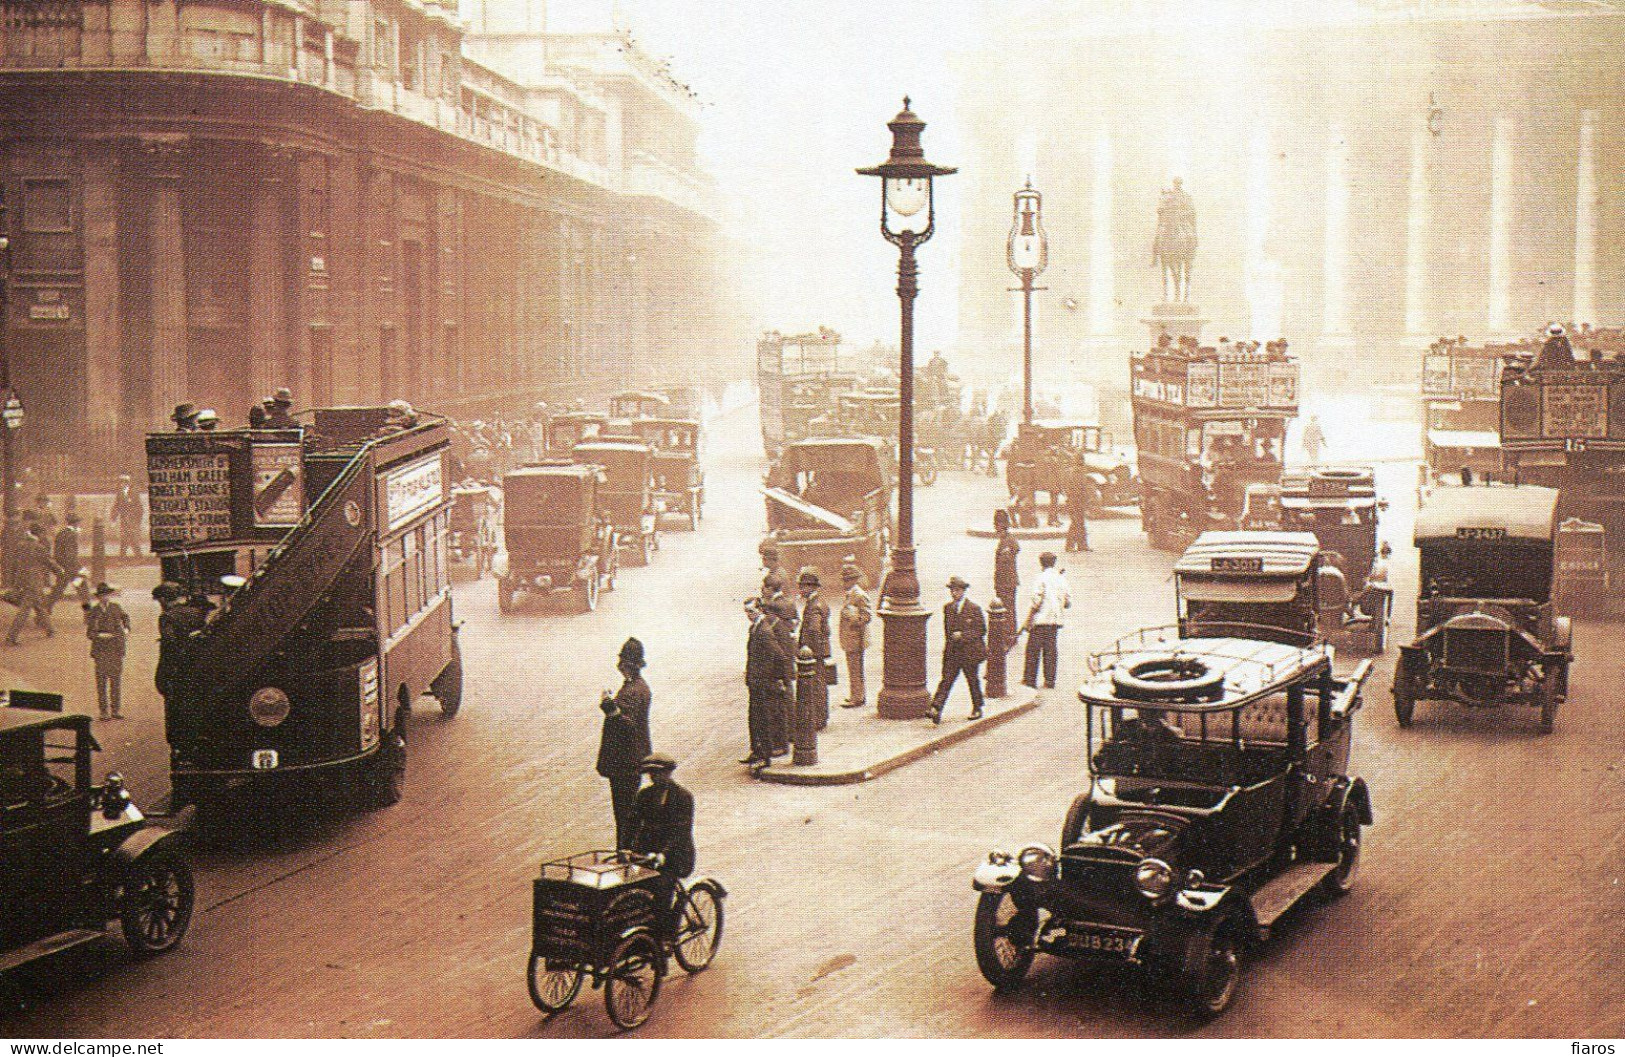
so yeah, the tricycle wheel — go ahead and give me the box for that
[972,889,1037,992]
[1186,915,1243,1019]
[579,570,600,612]
[604,932,663,1030]
[604,550,618,592]
[672,882,725,973]
[119,850,195,956]
[527,954,584,1014]
[1323,801,1362,897]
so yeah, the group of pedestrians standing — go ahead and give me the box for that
[739,547,859,769]
[992,508,1074,691]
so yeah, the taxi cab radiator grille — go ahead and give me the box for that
[1444,627,1508,672]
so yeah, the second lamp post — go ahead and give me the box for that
[1007,180,1048,426]
[857,98,956,720]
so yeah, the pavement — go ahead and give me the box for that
[0,394,1620,1039]
[754,685,1041,785]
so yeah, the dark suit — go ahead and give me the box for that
[798,592,831,729]
[596,674,652,849]
[994,533,1020,617]
[7,535,62,643]
[630,778,696,879]
[769,611,797,754]
[931,597,987,717]
[745,614,782,760]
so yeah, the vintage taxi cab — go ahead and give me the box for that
[1174,532,1323,647]
[495,463,617,613]
[1277,467,1391,651]
[573,439,659,565]
[0,699,193,972]
[1394,485,1571,733]
[625,418,705,530]
[971,630,1372,1017]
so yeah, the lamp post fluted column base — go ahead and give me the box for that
[876,545,932,720]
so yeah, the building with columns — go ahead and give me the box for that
[0,0,736,482]
[955,0,1625,395]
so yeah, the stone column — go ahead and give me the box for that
[1487,116,1514,336]
[1403,118,1432,342]
[149,171,188,427]
[1087,128,1114,338]
[249,171,289,405]
[82,157,122,443]
[1322,124,1350,340]
[1573,109,1598,327]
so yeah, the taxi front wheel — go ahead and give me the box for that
[973,890,1036,991]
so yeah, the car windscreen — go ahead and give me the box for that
[1420,541,1552,601]
[1088,700,1292,786]
[1177,577,1300,604]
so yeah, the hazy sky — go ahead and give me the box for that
[554,0,986,350]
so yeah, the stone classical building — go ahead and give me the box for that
[955,0,1625,392]
[0,0,734,481]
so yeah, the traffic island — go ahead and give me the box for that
[753,687,1041,786]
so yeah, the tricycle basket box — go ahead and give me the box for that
[531,852,663,960]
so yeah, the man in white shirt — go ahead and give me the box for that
[1021,552,1071,690]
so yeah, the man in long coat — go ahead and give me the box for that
[767,599,798,757]
[741,600,783,767]
[796,568,832,729]
[110,475,143,558]
[929,576,987,724]
[597,637,653,849]
[7,525,62,645]
[993,508,1020,622]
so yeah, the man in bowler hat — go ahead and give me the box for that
[597,638,653,849]
[930,576,987,724]
[796,568,831,722]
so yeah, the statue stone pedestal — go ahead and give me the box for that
[1142,303,1208,345]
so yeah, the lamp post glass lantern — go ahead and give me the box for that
[857,97,956,720]
[1007,180,1048,426]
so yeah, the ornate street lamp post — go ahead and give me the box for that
[857,98,956,720]
[1007,180,1048,426]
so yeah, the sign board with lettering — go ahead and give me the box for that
[1541,383,1608,439]
[146,430,308,550]
[147,449,235,546]
[1267,362,1299,409]
[1218,362,1269,408]
[1186,362,1217,408]
[251,443,305,528]
[381,453,446,534]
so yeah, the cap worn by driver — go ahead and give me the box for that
[639,752,677,774]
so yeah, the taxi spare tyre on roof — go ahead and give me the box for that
[1111,655,1226,702]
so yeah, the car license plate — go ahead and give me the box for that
[1066,924,1143,960]
[252,749,279,770]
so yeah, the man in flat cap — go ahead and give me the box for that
[929,575,987,724]
[597,638,653,850]
[629,753,695,881]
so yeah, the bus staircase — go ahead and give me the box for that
[185,442,376,696]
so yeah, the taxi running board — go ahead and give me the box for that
[1249,861,1336,936]
[0,928,107,973]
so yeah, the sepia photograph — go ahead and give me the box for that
[0,0,1619,1042]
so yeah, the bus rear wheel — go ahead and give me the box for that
[432,644,464,716]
